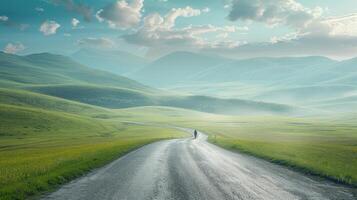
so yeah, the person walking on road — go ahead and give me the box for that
[194,130,198,139]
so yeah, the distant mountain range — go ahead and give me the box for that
[128,51,233,87]
[129,51,341,87]
[122,51,357,111]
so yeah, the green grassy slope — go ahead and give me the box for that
[0,89,188,200]
[0,88,109,116]
[0,104,102,137]
[27,85,156,109]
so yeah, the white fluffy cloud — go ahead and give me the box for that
[96,0,144,29]
[71,18,80,27]
[0,16,29,30]
[35,7,44,12]
[269,13,357,47]
[0,16,9,21]
[320,14,357,37]
[163,7,202,29]
[3,42,26,54]
[216,0,357,59]
[39,20,61,36]
[227,0,322,28]
[138,6,203,31]
[205,34,357,59]
[202,7,211,13]
[77,37,115,49]
[226,0,357,38]
[202,13,357,59]
[123,6,248,56]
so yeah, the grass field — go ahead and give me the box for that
[115,107,357,186]
[200,117,357,186]
[0,93,188,200]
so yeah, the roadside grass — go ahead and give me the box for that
[115,107,357,186]
[0,104,187,200]
[198,117,357,186]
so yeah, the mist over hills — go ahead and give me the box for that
[126,51,357,113]
[254,85,357,102]
[129,52,340,87]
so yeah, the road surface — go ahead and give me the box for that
[43,130,356,200]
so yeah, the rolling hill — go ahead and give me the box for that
[27,85,156,109]
[0,51,150,91]
[0,88,109,116]
[0,84,189,200]
[0,104,101,137]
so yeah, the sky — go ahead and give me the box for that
[0,0,357,59]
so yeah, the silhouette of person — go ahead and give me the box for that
[194,130,198,139]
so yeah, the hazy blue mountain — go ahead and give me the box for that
[194,56,336,85]
[320,58,357,85]
[129,53,337,88]
[330,57,357,73]
[128,51,233,87]
[72,48,149,75]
